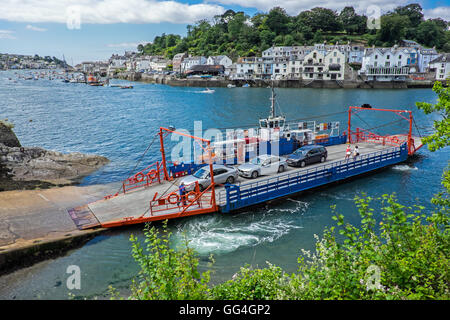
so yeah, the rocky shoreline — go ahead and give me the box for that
[0,120,109,191]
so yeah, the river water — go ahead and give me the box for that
[0,70,448,299]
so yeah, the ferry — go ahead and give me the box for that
[68,88,423,230]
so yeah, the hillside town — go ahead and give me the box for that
[0,53,68,70]
[74,40,449,84]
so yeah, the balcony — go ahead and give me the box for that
[367,66,409,76]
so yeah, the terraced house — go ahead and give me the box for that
[359,45,419,81]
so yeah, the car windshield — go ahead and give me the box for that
[193,168,209,179]
[250,157,263,165]
[293,149,308,156]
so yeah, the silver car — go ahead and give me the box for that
[237,154,287,179]
[179,164,238,191]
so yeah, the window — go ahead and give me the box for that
[329,58,333,63]
[399,55,402,59]
[337,58,340,63]
[375,55,378,59]
[387,55,390,59]
[334,52,337,57]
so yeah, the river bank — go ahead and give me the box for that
[114,72,436,89]
[0,183,120,274]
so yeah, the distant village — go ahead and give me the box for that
[73,40,449,83]
[0,53,67,70]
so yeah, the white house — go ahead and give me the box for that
[429,54,450,80]
[180,56,206,73]
[302,50,325,80]
[172,52,188,74]
[324,49,346,80]
[207,55,232,68]
[271,57,289,80]
[234,57,256,80]
[360,46,419,81]
[262,46,295,58]
[418,47,439,73]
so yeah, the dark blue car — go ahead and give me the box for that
[286,145,328,168]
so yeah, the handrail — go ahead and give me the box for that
[223,144,407,208]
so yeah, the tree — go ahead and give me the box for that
[339,6,367,35]
[394,3,424,28]
[415,20,445,48]
[265,7,291,34]
[376,14,411,45]
[416,81,449,152]
[298,7,341,33]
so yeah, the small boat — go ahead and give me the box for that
[227,84,236,88]
[110,84,121,87]
[202,88,215,93]
[120,85,133,89]
[242,83,250,88]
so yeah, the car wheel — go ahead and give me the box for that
[251,171,258,179]
[278,165,285,173]
[226,176,235,184]
[320,156,326,163]
[300,161,306,168]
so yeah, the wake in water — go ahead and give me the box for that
[171,199,308,255]
[392,164,418,171]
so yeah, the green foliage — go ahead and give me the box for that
[416,81,450,152]
[114,194,449,300]
[126,221,211,300]
[211,263,290,300]
[136,5,448,60]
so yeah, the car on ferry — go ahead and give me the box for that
[237,154,287,179]
[179,164,238,191]
[286,145,327,168]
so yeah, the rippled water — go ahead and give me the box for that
[0,70,448,299]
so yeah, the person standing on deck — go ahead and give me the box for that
[353,145,360,160]
[178,183,187,206]
[345,144,352,160]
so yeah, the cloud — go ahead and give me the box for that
[0,0,225,24]
[423,7,450,21]
[211,0,413,15]
[0,30,16,39]
[25,24,47,32]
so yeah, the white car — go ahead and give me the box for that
[237,155,287,178]
[179,164,238,191]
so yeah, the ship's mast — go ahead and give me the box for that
[270,83,276,118]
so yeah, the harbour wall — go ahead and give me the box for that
[114,72,436,89]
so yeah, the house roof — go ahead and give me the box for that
[430,53,450,64]
[188,64,224,73]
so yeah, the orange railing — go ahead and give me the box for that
[149,181,215,217]
[104,161,164,199]
[351,128,408,147]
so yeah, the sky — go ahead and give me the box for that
[0,0,448,65]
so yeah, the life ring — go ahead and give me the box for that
[186,191,198,202]
[391,136,399,144]
[147,169,158,180]
[167,192,179,204]
[134,172,145,183]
